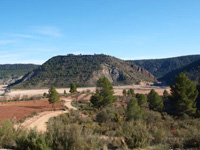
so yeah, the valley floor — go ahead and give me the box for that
[2,84,170,99]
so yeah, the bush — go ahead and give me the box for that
[0,121,16,148]
[47,121,101,150]
[123,121,151,148]
[96,106,115,123]
[15,129,50,150]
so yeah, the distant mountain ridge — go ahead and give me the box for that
[9,54,156,89]
[0,64,39,84]
[159,59,200,84]
[129,55,200,78]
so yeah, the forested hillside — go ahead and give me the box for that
[9,54,156,89]
[0,64,39,84]
[129,55,200,78]
[159,59,200,84]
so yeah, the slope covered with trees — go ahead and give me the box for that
[0,64,39,84]
[9,54,156,89]
[129,55,200,78]
[159,59,200,84]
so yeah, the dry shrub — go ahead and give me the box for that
[123,121,152,149]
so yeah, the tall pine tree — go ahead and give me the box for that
[147,89,164,112]
[90,77,116,108]
[48,86,60,109]
[69,83,77,93]
[170,72,198,116]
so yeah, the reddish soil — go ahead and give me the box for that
[0,98,64,121]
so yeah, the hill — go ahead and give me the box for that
[129,55,200,78]
[9,54,156,89]
[0,64,39,84]
[159,59,200,84]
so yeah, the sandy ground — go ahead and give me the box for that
[19,98,76,132]
[22,110,68,132]
[4,85,170,99]
[62,98,77,110]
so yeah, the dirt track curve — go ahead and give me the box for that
[19,98,76,132]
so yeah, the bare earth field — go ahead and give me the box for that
[0,98,64,121]
[4,84,170,99]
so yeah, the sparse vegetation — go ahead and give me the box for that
[1,74,200,149]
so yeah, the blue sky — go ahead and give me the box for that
[0,0,200,64]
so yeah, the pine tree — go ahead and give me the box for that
[196,78,200,115]
[163,89,169,100]
[170,72,198,116]
[69,83,77,93]
[163,90,169,97]
[90,77,116,108]
[122,89,127,97]
[127,89,135,97]
[136,93,147,106]
[147,89,164,112]
[48,86,60,109]
[64,90,67,95]
[126,97,142,121]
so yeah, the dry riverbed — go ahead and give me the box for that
[4,84,170,99]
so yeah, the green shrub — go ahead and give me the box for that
[96,106,115,123]
[123,121,151,148]
[151,127,166,144]
[15,129,50,150]
[0,120,16,148]
[47,122,101,150]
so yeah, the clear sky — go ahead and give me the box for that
[0,0,200,64]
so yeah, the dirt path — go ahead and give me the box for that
[24,110,68,132]
[62,98,77,110]
[19,98,76,132]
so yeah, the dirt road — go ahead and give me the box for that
[20,98,76,132]
[62,98,77,110]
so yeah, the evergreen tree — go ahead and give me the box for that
[196,79,200,112]
[127,89,135,97]
[163,89,169,100]
[48,86,60,109]
[196,78,200,115]
[122,89,127,97]
[163,90,169,97]
[136,93,147,106]
[170,72,198,116]
[90,77,116,108]
[126,97,142,121]
[43,92,47,97]
[64,90,67,95]
[69,83,77,93]
[147,89,164,112]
